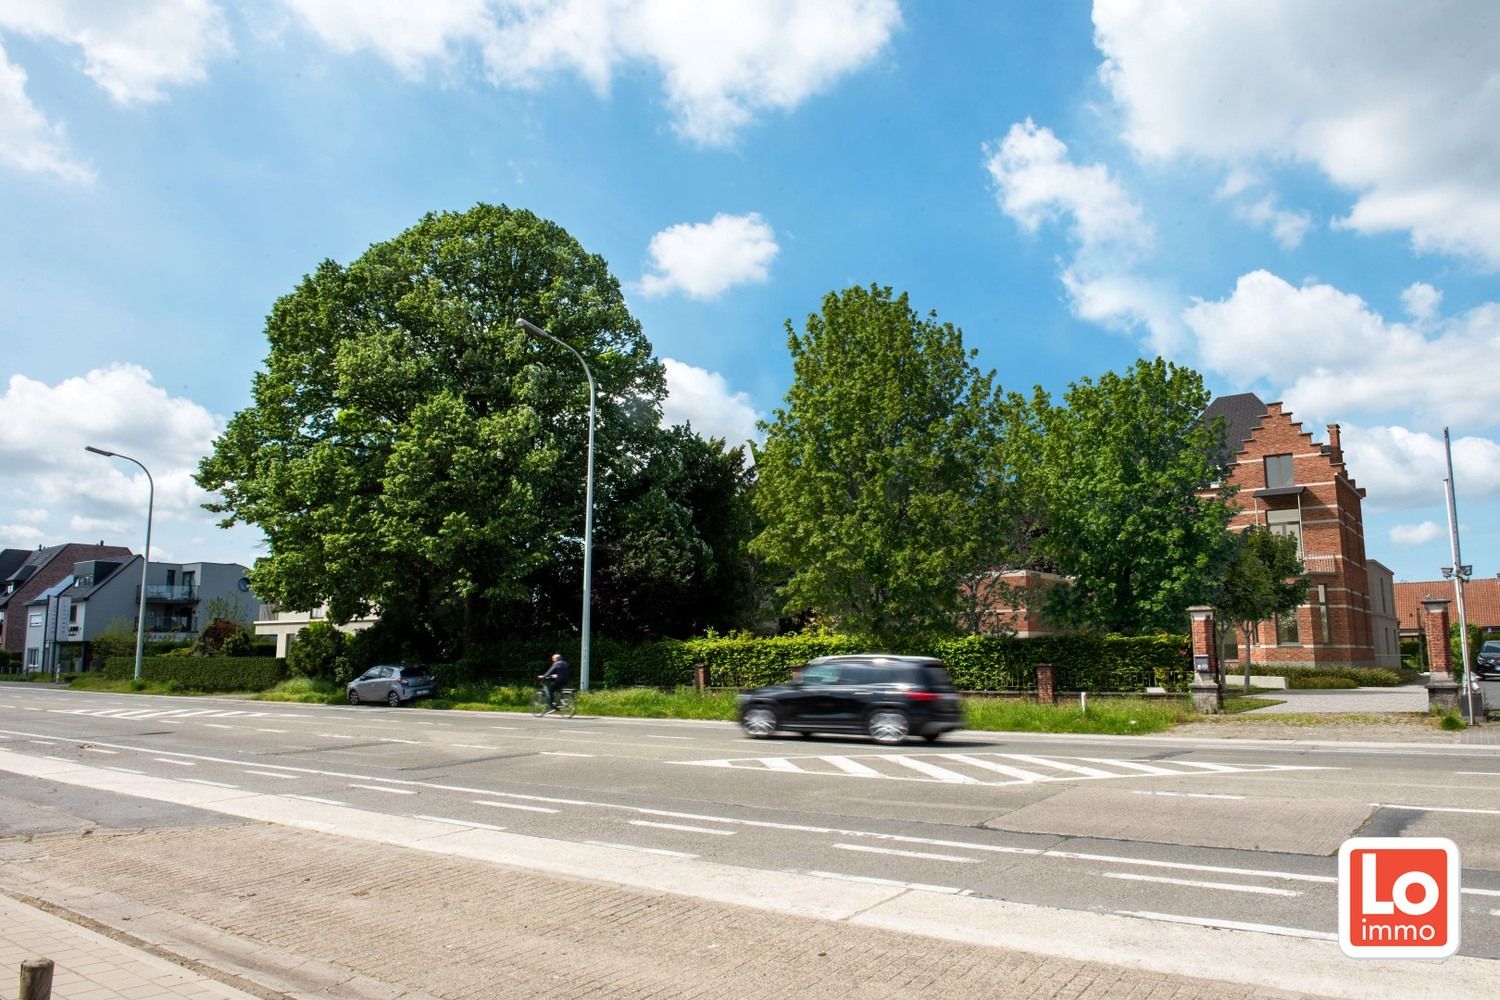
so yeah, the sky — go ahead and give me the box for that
[1,1,1498,587]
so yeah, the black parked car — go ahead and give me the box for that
[737,654,964,744]
[1476,641,1500,680]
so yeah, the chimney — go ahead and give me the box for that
[1326,423,1342,463]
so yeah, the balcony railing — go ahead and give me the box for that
[140,584,199,601]
[146,616,196,634]
[1302,554,1337,575]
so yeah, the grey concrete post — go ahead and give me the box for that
[20,958,54,1000]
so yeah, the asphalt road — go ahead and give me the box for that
[3,684,1499,993]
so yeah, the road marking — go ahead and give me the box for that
[540,751,594,758]
[1116,911,1336,941]
[350,784,416,795]
[805,871,969,895]
[317,733,353,739]
[1463,888,1500,897]
[1079,757,1184,776]
[475,800,559,814]
[290,795,346,805]
[645,735,694,741]
[1455,772,1500,776]
[105,766,144,774]
[243,770,299,780]
[629,820,735,836]
[1129,790,1246,800]
[558,729,599,735]
[181,778,239,788]
[940,754,1048,782]
[378,738,420,745]
[1051,851,1333,884]
[759,757,802,772]
[583,841,696,859]
[1373,802,1500,816]
[890,756,981,783]
[255,728,288,734]
[43,755,70,762]
[824,755,882,777]
[1100,872,1300,896]
[1005,754,1115,778]
[28,740,56,745]
[450,744,499,750]
[154,758,196,767]
[203,724,235,730]
[833,843,980,864]
[415,815,508,832]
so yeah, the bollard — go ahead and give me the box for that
[1034,663,1054,705]
[20,958,54,1000]
[693,663,708,693]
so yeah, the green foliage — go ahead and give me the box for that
[91,618,139,660]
[196,617,252,656]
[1250,665,1404,688]
[202,595,254,629]
[600,631,1189,693]
[1011,358,1237,634]
[98,656,285,691]
[1450,620,1484,675]
[285,621,346,681]
[1211,528,1309,692]
[1289,675,1357,689]
[961,696,1193,735]
[196,204,666,660]
[751,284,1012,638]
[1440,711,1465,731]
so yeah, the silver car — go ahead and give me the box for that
[346,664,437,706]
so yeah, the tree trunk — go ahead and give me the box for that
[1240,620,1256,695]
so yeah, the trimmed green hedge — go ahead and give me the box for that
[1248,665,1404,688]
[598,632,1191,693]
[99,656,286,692]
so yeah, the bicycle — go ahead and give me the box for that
[531,684,577,718]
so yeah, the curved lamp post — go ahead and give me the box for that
[85,446,152,681]
[516,317,596,691]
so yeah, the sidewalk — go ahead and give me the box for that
[0,892,261,1000]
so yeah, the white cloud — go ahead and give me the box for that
[660,358,760,446]
[1183,270,1500,430]
[1234,195,1311,250]
[639,212,778,299]
[1401,282,1442,322]
[0,523,44,547]
[986,118,1181,352]
[1340,425,1500,510]
[1094,1,1500,267]
[0,0,231,104]
[282,0,900,146]
[0,366,236,552]
[1390,521,1442,549]
[0,41,93,182]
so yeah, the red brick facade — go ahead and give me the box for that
[0,543,133,656]
[1212,398,1376,667]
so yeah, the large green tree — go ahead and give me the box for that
[1210,527,1308,692]
[197,205,664,659]
[751,285,1010,637]
[1015,357,1237,634]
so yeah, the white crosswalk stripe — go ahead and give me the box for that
[47,707,296,720]
[677,751,1329,786]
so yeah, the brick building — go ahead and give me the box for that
[0,542,133,658]
[1204,393,1376,667]
[1393,578,1500,641]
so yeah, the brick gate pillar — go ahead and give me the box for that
[1187,606,1222,713]
[1422,596,1460,713]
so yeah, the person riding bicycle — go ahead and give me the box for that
[538,653,569,715]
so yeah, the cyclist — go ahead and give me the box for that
[537,653,569,715]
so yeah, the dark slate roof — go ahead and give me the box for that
[1202,393,1268,465]
[0,549,29,584]
[70,556,139,600]
[0,544,67,608]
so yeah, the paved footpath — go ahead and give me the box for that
[0,822,1330,1000]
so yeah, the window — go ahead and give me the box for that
[1264,453,1294,488]
[1316,585,1331,644]
[68,605,78,623]
[1223,627,1240,662]
[1266,508,1302,554]
[25,648,39,666]
[28,612,42,627]
[1276,611,1300,645]
[800,663,840,685]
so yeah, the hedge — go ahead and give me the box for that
[1246,664,1404,688]
[597,632,1192,693]
[99,656,286,692]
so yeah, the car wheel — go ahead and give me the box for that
[347,689,360,705]
[922,731,943,743]
[742,704,778,738]
[386,690,401,707]
[866,709,909,745]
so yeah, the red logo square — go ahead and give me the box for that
[1338,837,1460,958]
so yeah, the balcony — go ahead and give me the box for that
[1302,554,1337,575]
[146,615,196,634]
[139,584,199,601]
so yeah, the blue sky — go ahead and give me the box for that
[1,1,1497,588]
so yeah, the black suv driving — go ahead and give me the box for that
[1476,640,1500,680]
[737,654,964,744]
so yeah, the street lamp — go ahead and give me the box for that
[85,446,152,681]
[516,317,596,691]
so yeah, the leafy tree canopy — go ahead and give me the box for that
[1210,526,1308,691]
[1016,357,1237,634]
[197,204,665,659]
[751,284,1011,637]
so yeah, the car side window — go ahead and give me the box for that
[802,664,840,685]
[837,664,874,685]
[379,667,396,679]
[359,669,379,681]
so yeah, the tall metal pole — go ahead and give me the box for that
[86,446,153,680]
[1441,428,1476,724]
[516,318,595,691]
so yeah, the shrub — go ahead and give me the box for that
[100,655,285,691]
[286,621,346,680]
[1289,675,1357,689]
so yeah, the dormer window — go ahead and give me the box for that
[1264,453,1294,488]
